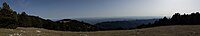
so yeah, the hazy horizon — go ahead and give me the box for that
[0,0,200,19]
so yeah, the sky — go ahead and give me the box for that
[0,0,200,19]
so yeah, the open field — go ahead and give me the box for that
[0,25,200,36]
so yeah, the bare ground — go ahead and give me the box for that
[0,25,200,36]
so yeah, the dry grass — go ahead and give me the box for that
[0,25,200,36]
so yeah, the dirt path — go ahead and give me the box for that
[0,25,200,36]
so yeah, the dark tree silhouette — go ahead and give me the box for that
[136,12,200,29]
[2,2,11,10]
[0,2,100,31]
[0,7,1,10]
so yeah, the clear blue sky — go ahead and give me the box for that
[0,0,200,19]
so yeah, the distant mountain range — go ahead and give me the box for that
[71,16,163,24]
[95,19,158,30]
[49,16,161,30]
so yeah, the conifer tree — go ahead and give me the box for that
[2,2,11,10]
[0,7,1,10]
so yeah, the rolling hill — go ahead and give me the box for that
[0,25,200,36]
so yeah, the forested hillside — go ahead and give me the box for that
[136,12,200,29]
[0,2,99,31]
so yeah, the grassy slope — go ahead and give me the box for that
[0,25,200,36]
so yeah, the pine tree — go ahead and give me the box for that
[2,2,11,10]
[0,7,1,10]
[21,12,28,16]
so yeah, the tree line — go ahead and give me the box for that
[136,12,200,29]
[0,2,99,31]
